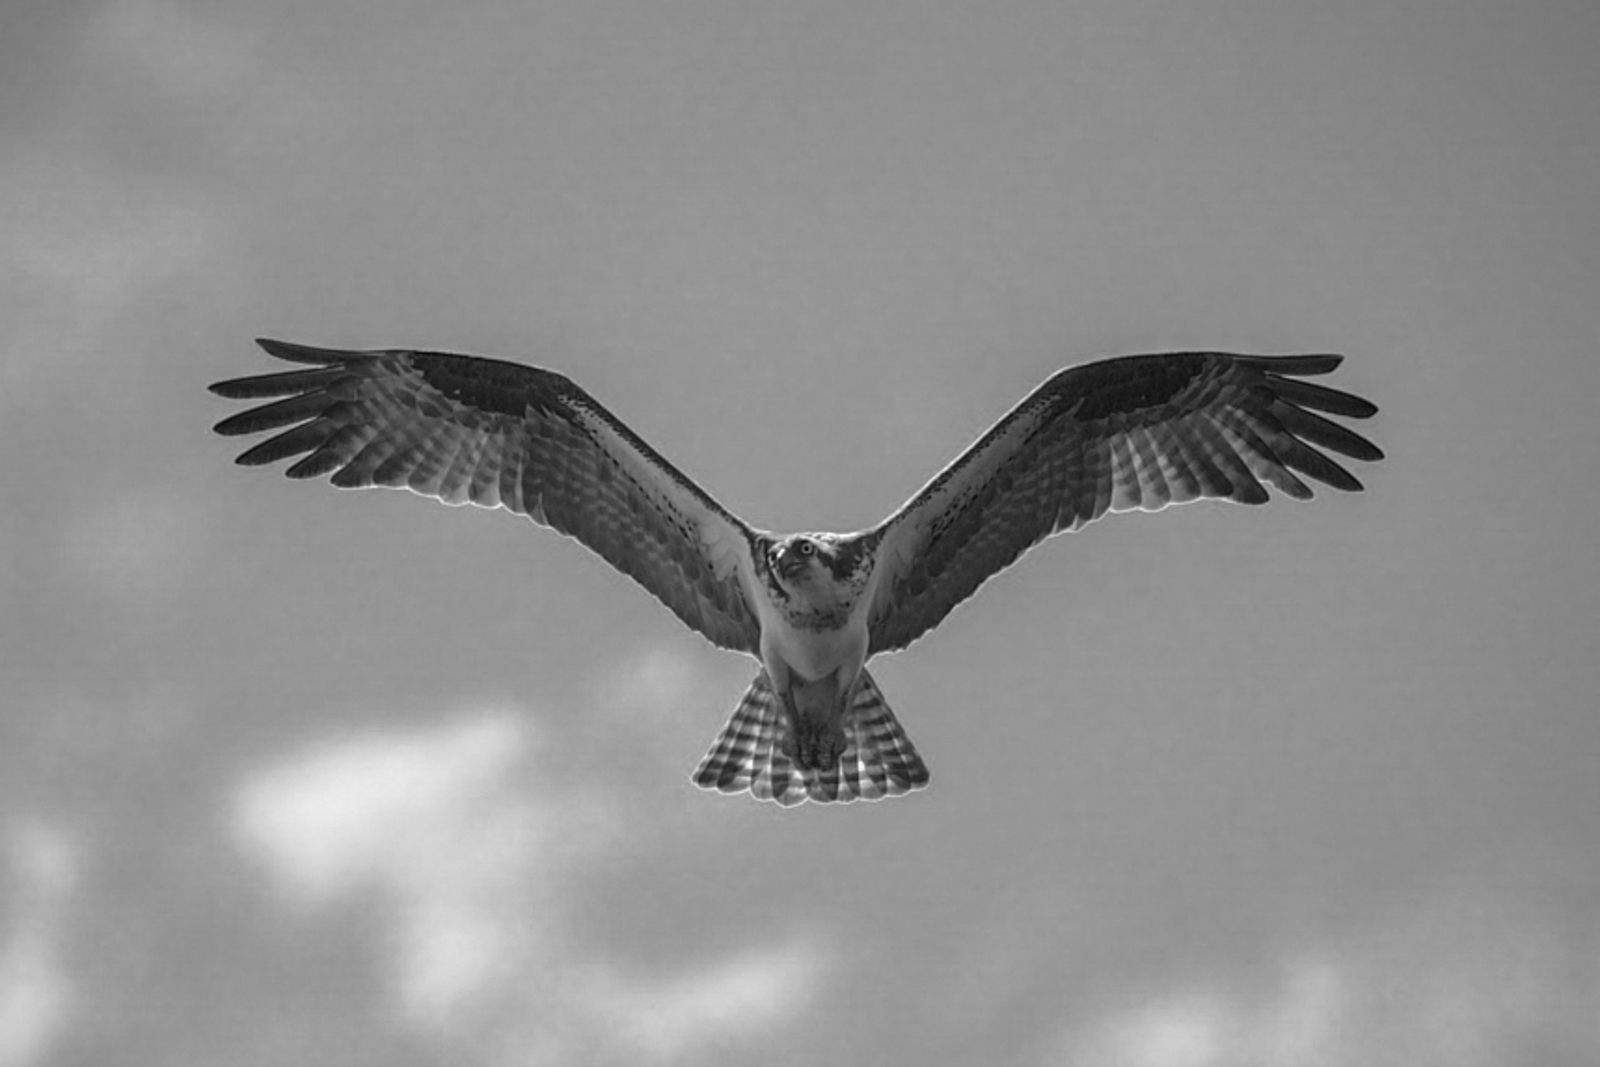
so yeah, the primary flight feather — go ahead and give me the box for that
[211,339,1382,806]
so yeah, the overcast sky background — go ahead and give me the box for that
[3,1,1599,1064]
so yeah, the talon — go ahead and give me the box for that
[793,720,846,771]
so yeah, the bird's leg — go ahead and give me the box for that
[782,669,850,771]
[766,661,806,765]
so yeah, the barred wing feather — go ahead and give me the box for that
[210,339,762,652]
[865,352,1382,654]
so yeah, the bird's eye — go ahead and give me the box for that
[797,541,815,556]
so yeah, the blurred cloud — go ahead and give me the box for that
[82,0,339,160]
[0,822,77,1067]
[232,709,831,1064]
[235,712,544,906]
[233,711,591,1027]
[1054,893,1600,1067]
[87,0,253,101]
[6,167,210,304]
[0,147,221,400]
[585,937,829,1063]
[594,644,706,726]
[582,641,756,794]
[0,0,316,407]
[59,489,209,606]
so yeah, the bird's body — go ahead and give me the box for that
[752,533,877,773]
[211,340,1383,806]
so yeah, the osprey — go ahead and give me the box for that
[211,340,1382,806]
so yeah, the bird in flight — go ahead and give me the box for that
[211,340,1381,806]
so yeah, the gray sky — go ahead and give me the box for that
[4,0,1600,1064]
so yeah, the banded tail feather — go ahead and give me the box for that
[693,669,930,806]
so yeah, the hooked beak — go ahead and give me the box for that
[776,551,809,581]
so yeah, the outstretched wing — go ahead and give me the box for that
[210,339,763,652]
[864,352,1383,653]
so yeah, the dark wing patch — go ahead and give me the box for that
[211,339,762,652]
[864,352,1382,653]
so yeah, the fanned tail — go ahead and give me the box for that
[692,669,930,806]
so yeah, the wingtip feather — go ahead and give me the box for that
[1234,353,1344,376]
[210,365,348,401]
[255,337,363,366]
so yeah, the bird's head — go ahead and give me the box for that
[771,535,827,587]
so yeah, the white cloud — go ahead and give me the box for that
[595,644,705,725]
[232,709,831,1063]
[1054,895,1600,1067]
[234,712,540,905]
[0,821,78,1067]
[585,642,746,784]
[232,711,598,1027]
[588,937,830,1062]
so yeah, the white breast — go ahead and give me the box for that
[744,575,870,683]
[760,610,869,681]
